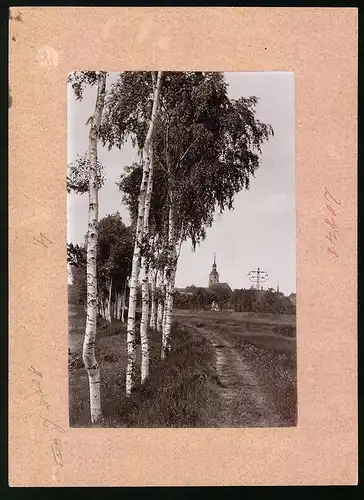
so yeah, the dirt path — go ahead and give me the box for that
[185,323,284,427]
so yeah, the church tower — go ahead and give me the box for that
[208,254,220,287]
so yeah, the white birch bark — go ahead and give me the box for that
[157,298,164,333]
[105,276,112,323]
[156,264,164,333]
[126,71,163,395]
[140,72,163,384]
[101,298,106,319]
[116,292,121,320]
[140,255,150,383]
[112,292,117,319]
[121,281,127,323]
[157,233,168,337]
[82,71,106,424]
[149,268,158,330]
[160,262,169,348]
[163,256,177,357]
[161,204,179,359]
[162,266,168,337]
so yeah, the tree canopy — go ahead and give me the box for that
[67,153,105,194]
[97,212,134,294]
[105,71,273,250]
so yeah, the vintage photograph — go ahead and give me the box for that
[67,71,296,428]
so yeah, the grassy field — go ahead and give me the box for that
[69,305,297,427]
[68,305,221,427]
[178,311,297,426]
[173,309,296,328]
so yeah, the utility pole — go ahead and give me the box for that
[247,267,268,290]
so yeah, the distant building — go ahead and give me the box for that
[175,255,231,297]
[208,254,219,287]
[176,287,194,296]
[208,254,231,291]
[210,282,232,292]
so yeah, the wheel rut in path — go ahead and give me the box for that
[187,324,282,427]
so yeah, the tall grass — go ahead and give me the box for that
[69,316,221,427]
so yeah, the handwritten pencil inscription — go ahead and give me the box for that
[34,232,53,248]
[324,187,342,258]
[28,366,65,468]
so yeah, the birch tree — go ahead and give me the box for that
[97,213,133,323]
[154,73,274,358]
[109,72,162,393]
[68,71,107,423]
[148,234,160,330]
[104,71,274,365]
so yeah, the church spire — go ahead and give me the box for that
[209,253,219,287]
[277,281,280,293]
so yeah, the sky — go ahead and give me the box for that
[67,72,295,295]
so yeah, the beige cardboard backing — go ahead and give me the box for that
[9,7,357,486]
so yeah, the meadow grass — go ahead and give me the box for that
[69,308,221,427]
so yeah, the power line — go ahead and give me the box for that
[247,267,268,290]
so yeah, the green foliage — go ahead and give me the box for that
[97,212,134,294]
[67,213,134,304]
[67,243,87,306]
[116,163,141,226]
[68,265,87,306]
[68,71,103,101]
[67,153,105,194]
[174,287,296,315]
[67,242,87,268]
[105,71,274,252]
[101,71,155,151]
[117,161,169,240]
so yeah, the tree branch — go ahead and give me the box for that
[179,143,193,163]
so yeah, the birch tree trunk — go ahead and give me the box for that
[140,72,163,384]
[140,255,151,383]
[161,204,177,359]
[100,298,105,319]
[82,71,106,424]
[157,249,168,336]
[105,276,112,323]
[149,268,158,330]
[126,71,163,395]
[112,292,117,319]
[140,181,155,383]
[163,256,177,357]
[116,292,121,320]
[157,297,164,333]
[162,267,168,337]
[121,281,127,323]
